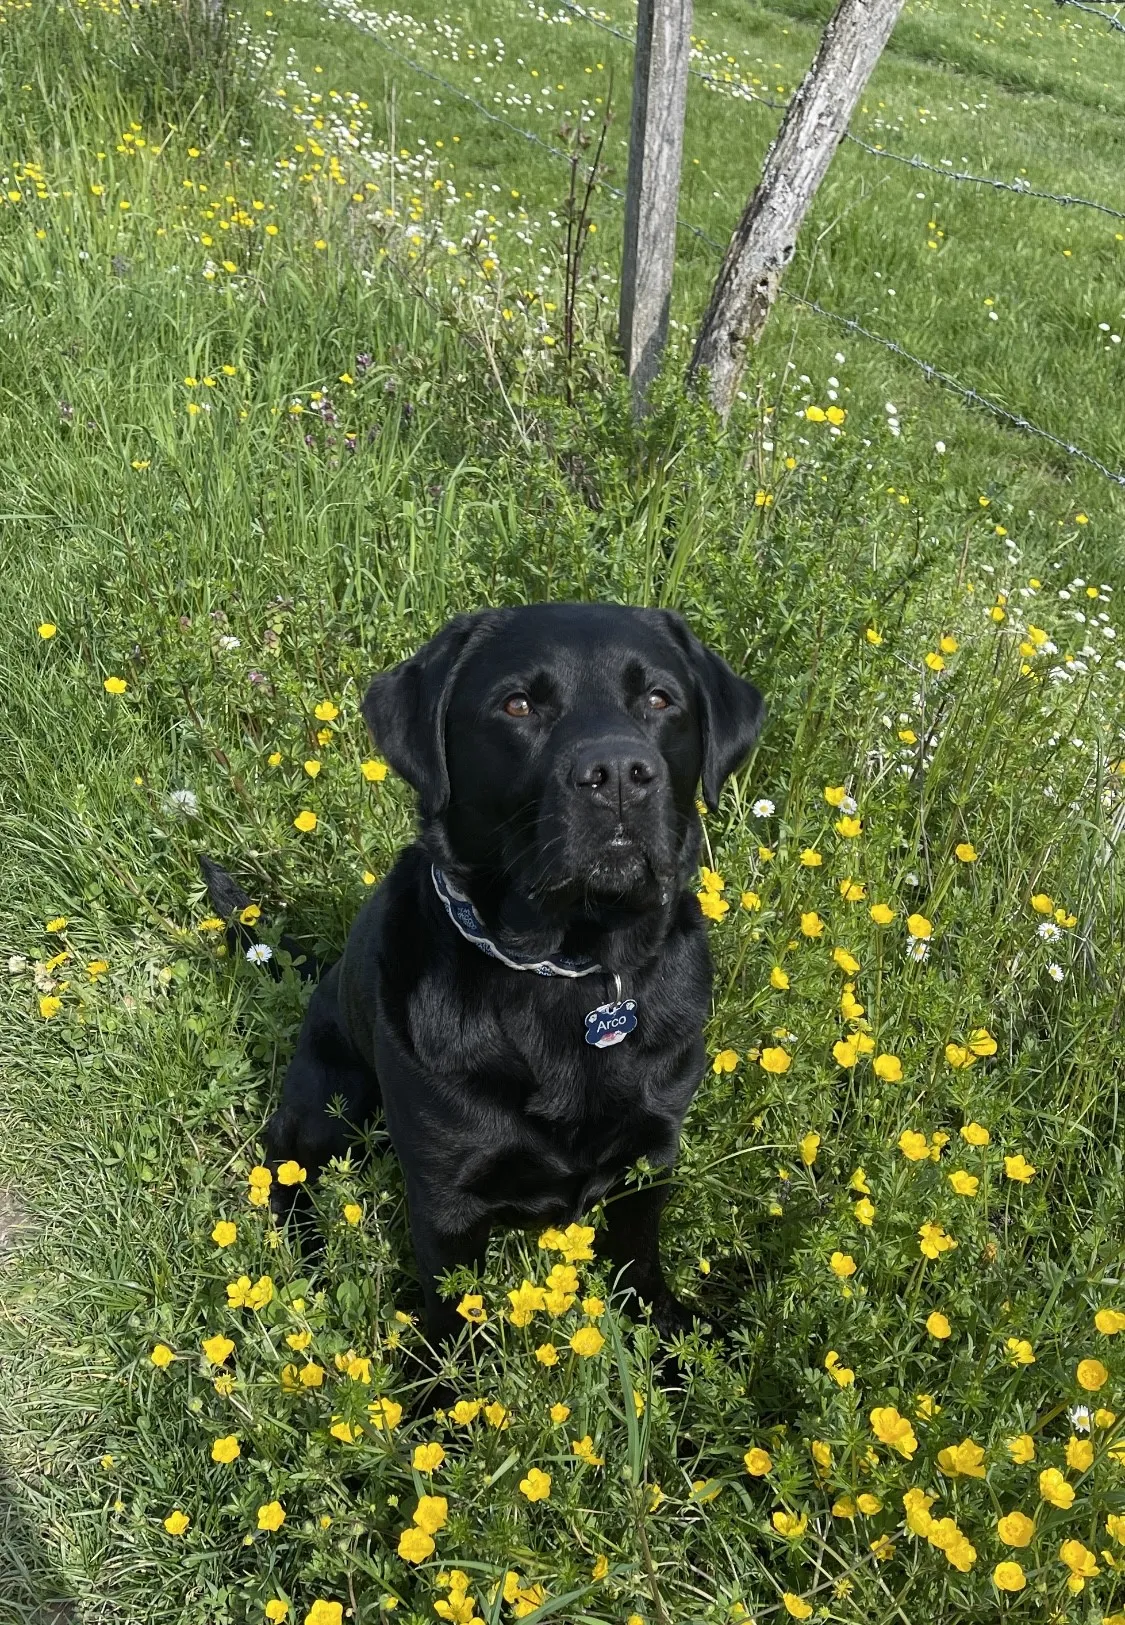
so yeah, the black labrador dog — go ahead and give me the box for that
[219,603,763,1343]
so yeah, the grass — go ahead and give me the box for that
[1,0,1125,1621]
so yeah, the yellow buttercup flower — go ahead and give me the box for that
[993,1562,1026,1592]
[937,1437,985,1478]
[771,1509,808,1538]
[1077,1358,1109,1392]
[918,1221,957,1259]
[1065,1434,1093,1471]
[870,1406,918,1458]
[305,1605,343,1625]
[759,1046,791,1074]
[413,1442,445,1472]
[825,1350,855,1387]
[570,1325,604,1357]
[397,1527,434,1563]
[996,1511,1034,1547]
[1059,1538,1099,1579]
[1038,1467,1074,1508]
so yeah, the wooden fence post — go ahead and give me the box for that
[619,0,693,411]
[688,0,906,420]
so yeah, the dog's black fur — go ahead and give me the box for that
[213,603,763,1342]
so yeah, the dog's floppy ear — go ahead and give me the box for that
[361,611,499,816]
[662,612,765,812]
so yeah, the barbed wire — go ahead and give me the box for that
[842,134,1125,220]
[557,0,1125,219]
[783,293,1125,486]
[1054,0,1125,36]
[329,1,1125,488]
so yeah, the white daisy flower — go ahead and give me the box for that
[752,798,775,818]
[246,943,274,965]
[1038,922,1061,942]
[1047,963,1065,982]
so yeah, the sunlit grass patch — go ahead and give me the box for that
[2,0,1125,1620]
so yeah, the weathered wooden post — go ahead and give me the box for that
[688,0,906,419]
[619,0,693,411]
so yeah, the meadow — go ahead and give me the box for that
[1,0,1125,1620]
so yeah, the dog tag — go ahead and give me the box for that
[584,999,638,1048]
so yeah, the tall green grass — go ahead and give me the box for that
[1,1,1125,1622]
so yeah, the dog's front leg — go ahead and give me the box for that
[600,1177,693,1338]
[406,1192,492,1346]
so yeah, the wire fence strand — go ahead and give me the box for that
[557,0,1125,221]
[841,135,1125,221]
[783,294,1125,486]
[326,0,1125,489]
[1054,0,1125,36]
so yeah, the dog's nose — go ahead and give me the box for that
[572,740,658,806]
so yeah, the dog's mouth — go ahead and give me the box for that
[529,823,668,912]
[587,826,652,890]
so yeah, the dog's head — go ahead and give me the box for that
[362,604,763,921]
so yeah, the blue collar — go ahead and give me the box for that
[431,865,603,978]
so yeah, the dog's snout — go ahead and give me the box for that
[572,740,659,805]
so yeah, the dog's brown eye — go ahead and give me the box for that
[647,690,671,711]
[503,693,532,718]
